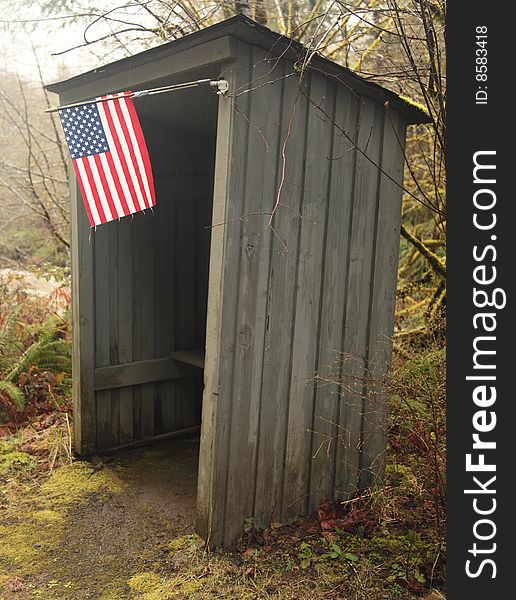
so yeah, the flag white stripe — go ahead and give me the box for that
[103,95,147,211]
[96,100,137,213]
[118,97,153,205]
[87,156,114,222]
[98,152,125,217]
[76,160,101,225]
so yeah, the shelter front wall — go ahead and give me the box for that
[91,119,215,450]
[198,42,406,546]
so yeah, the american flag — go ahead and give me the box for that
[59,92,156,226]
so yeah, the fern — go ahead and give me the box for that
[0,302,23,373]
[4,321,71,383]
[0,380,25,411]
[0,313,71,413]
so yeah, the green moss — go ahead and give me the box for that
[40,461,121,507]
[398,95,431,118]
[128,572,168,599]
[167,575,203,596]
[0,509,64,572]
[0,450,35,476]
[168,533,203,552]
[0,461,121,582]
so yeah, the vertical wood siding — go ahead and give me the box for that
[198,45,407,546]
[87,122,215,451]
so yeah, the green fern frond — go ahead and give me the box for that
[0,380,25,411]
[4,321,70,383]
[0,304,23,373]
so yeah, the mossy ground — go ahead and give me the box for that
[0,435,444,600]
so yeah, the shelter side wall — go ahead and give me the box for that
[198,44,407,546]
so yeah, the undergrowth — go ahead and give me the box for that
[0,277,71,427]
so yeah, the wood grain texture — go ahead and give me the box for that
[253,64,308,529]
[70,174,96,455]
[335,98,385,497]
[94,356,200,390]
[117,218,134,443]
[223,44,284,544]
[282,71,334,521]
[94,224,116,449]
[309,85,360,508]
[197,44,252,545]
[359,109,406,488]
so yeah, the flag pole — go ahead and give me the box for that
[44,78,229,114]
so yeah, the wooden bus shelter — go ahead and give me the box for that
[46,14,428,547]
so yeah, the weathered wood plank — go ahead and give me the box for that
[70,173,96,454]
[174,191,199,430]
[117,218,134,443]
[153,184,177,433]
[170,349,205,369]
[108,223,120,447]
[197,46,252,546]
[253,66,308,529]
[94,224,114,449]
[282,71,334,521]
[359,110,405,488]
[195,168,213,349]
[223,44,284,544]
[139,212,156,438]
[131,214,144,439]
[335,97,384,497]
[308,83,359,508]
[95,356,199,391]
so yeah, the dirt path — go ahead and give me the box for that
[0,438,202,599]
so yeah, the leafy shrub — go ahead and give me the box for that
[0,283,71,425]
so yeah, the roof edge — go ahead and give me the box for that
[44,14,430,124]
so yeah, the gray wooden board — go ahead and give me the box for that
[335,97,385,497]
[253,64,308,529]
[94,223,113,449]
[70,175,96,454]
[282,71,334,522]
[108,222,120,447]
[153,177,177,433]
[359,110,405,488]
[197,46,252,546]
[94,356,200,390]
[174,189,198,430]
[223,44,284,544]
[308,84,360,508]
[117,217,134,443]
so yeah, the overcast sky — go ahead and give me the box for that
[0,1,152,86]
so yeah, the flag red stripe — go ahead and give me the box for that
[93,154,118,220]
[96,101,137,214]
[104,151,131,216]
[82,158,107,223]
[72,161,95,226]
[100,97,144,212]
[112,98,150,209]
[125,98,156,205]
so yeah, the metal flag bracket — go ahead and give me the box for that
[45,78,229,113]
[210,79,229,95]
